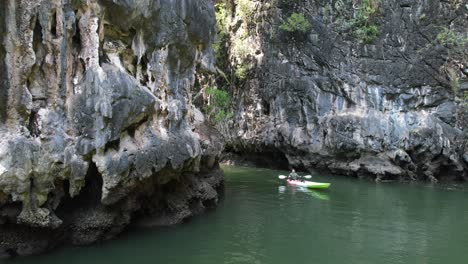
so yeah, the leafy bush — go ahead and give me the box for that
[351,0,381,43]
[323,4,333,23]
[238,0,255,23]
[354,25,379,44]
[329,0,381,43]
[215,3,228,36]
[232,38,252,59]
[356,0,380,20]
[213,3,229,59]
[235,63,251,81]
[437,27,468,47]
[279,13,311,35]
[205,88,233,123]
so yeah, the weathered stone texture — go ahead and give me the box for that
[221,0,467,182]
[0,0,7,122]
[0,0,223,257]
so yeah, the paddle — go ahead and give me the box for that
[278,175,312,180]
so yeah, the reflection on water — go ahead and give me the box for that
[278,185,286,193]
[9,166,468,264]
[307,189,330,201]
[279,184,331,201]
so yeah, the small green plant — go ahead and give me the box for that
[205,88,233,123]
[232,38,254,59]
[331,0,381,43]
[351,0,381,43]
[279,13,312,35]
[356,0,380,20]
[237,0,255,24]
[354,25,379,44]
[215,3,228,35]
[334,0,348,16]
[323,4,333,23]
[214,3,228,57]
[214,109,234,123]
[437,27,468,47]
[235,63,251,81]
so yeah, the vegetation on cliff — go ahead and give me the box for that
[210,0,468,183]
[205,88,233,123]
[279,13,311,36]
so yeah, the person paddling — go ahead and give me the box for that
[288,169,299,181]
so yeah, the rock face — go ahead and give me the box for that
[219,0,467,182]
[0,0,223,257]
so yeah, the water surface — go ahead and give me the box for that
[9,166,468,264]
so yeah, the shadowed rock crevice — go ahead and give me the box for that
[33,17,43,51]
[27,110,40,137]
[50,9,57,38]
[222,145,290,171]
[134,166,224,227]
[78,161,103,206]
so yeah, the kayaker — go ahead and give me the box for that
[288,169,299,181]
[299,173,305,182]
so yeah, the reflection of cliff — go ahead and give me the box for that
[0,0,223,257]
[218,0,468,182]
[328,184,466,261]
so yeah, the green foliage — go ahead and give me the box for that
[207,88,230,107]
[232,38,254,60]
[356,0,380,21]
[214,3,229,60]
[215,3,228,35]
[330,0,381,43]
[333,0,348,16]
[237,0,255,24]
[235,63,251,81]
[334,17,354,32]
[323,4,333,23]
[214,109,234,123]
[354,25,379,44]
[351,0,381,43]
[437,27,468,47]
[205,88,233,123]
[279,13,311,35]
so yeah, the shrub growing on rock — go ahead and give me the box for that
[279,13,311,35]
[437,27,468,47]
[238,0,255,24]
[205,88,233,123]
[351,0,381,43]
[235,63,251,81]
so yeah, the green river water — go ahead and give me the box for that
[8,166,468,264]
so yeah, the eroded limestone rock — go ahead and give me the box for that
[0,0,222,257]
[220,0,467,182]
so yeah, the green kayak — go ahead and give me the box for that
[287,180,331,189]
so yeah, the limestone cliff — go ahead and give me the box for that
[217,0,468,182]
[0,0,223,257]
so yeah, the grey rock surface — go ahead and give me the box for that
[220,0,467,182]
[0,0,223,257]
